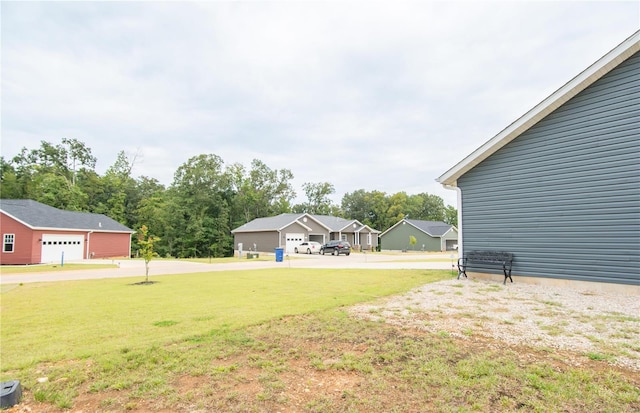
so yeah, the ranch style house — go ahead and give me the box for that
[231,213,380,254]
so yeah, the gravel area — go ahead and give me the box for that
[349,278,640,371]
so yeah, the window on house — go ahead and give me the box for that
[367,233,372,245]
[341,234,347,241]
[3,234,15,253]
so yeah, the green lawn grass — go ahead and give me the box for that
[1,268,445,371]
[1,268,638,412]
[0,263,118,274]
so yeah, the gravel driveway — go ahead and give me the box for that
[349,278,640,371]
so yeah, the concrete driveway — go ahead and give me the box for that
[0,252,458,284]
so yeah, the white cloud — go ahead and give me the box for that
[2,1,638,208]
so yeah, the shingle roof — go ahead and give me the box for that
[231,213,306,232]
[310,215,357,231]
[380,219,455,238]
[0,199,134,232]
[405,219,454,237]
[231,213,380,233]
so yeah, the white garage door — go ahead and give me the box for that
[285,233,304,253]
[41,234,84,263]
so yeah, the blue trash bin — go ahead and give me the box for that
[275,248,284,262]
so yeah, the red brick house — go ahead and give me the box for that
[1,199,134,265]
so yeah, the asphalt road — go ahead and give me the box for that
[0,252,458,284]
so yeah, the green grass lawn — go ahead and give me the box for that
[1,268,638,412]
[0,263,119,274]
[1,268,444,371]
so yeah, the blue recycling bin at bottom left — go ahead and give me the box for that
[275,248,284,262]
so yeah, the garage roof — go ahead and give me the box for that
[1,199,134,233]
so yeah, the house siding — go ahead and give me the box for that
[381,225,443,251]
[457,51,640,285]
[0,214,37,265]
[233,232,280,252]
[441,230,459,251]
[89,232,131,259]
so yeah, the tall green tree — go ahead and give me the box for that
[444,205,458,227]
[31,173,88,210]
[9,139,97,210]
[0,157,21,199]
[167,154,233,258]
[93,151,139,224]
[340,189,456,232]
[365,190,390,231]
[295,182,336,215]
[341,189,370,224]
[414,192,447,222]
[386,192,409,227]
[31,138,96,186]
[228,159,295,227]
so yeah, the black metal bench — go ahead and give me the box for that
[457,251,514,285]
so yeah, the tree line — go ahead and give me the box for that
[1,139,457,257]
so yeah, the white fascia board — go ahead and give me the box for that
[232,228,279,234]
[338,220,360,232]
[406,220,434,237]
[34,226,132,233]
[1,211,34,230]
[380,219,428,237]
[437,30,640,187]
[441,227,458,238]
[355,224,381,233]
[278,214,323,232]
[379,219,404,237]
[290,220,313,232]
[277,213,305,231]
[304,214,332,231]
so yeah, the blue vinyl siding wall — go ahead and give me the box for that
[457,51,639,285]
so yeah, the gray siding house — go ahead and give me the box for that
[380,219,458,252]
[437,31,639,288]
[231,213,380,253]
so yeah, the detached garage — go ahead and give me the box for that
[1,199,134,265]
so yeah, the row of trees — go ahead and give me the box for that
[1,139,457,258]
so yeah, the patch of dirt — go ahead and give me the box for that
[130,281,158,286]
[349,278,640,371]
[5,279,640,412]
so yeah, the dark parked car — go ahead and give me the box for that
[321,240,351,256]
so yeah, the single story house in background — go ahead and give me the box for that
[231,213,380,253]
[0,199,134,265]
[437,31,639,290]
[380,219,458,252]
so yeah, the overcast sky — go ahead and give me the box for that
[2,1,638,207]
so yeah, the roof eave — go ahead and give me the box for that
[34,226,133,233]
[338,220,363,232]
[0,211,35,229]
[437,30,640,188]
[231,228,278,234]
